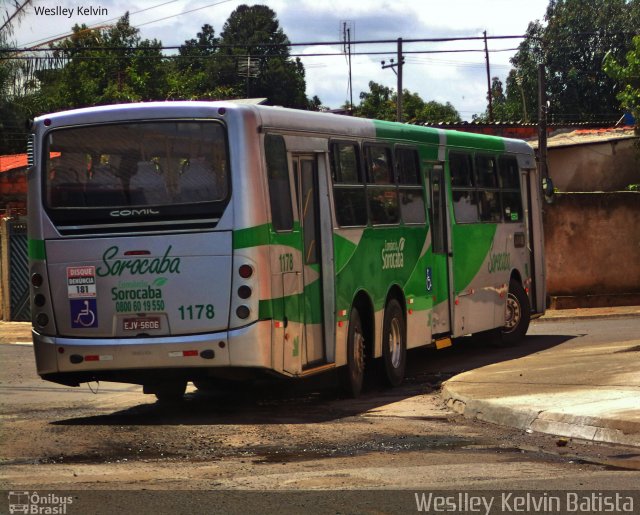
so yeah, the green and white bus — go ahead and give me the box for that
[28,101,545,400]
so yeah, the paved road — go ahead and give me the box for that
[1,318,639,514]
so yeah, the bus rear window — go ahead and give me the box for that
[45,121,228,210]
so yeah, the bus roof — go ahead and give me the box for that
[36,101,533,155]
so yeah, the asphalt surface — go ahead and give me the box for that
[2,306,639,447]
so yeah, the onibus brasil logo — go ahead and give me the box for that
[7,491,73,514]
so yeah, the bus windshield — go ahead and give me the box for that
[45,121,229,219]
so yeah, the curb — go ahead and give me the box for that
[441,382,640,447]
[536,309,640,323]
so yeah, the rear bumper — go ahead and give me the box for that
[33,321,273,384]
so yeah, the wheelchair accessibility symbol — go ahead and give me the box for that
[70,299,99,328]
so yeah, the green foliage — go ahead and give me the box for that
[474,75,526,122]
[170,4,310,108]
[604,35,640,125]
[1,2,35,153]
[33,14,166,111]
[497,0,640,122]
[0,5,321,153]
[355,81,396,120]
[354,81,461,123]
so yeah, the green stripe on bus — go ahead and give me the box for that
[445,131,506,152]
[28,239,46,260]
[373,120,441,145]
[452,223,497,292]
[234,223,303,250]
[233,224,271,249]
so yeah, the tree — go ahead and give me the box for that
[418,100,462,124]
[167,24,223,100]
[501,0,640,122]
[214,4,310,108]
[604,35,640,127]
[355,81,396,120]
[474,75,524,122]
[354,81,461,123]
[1,0,34,153]
[34,14,166,111]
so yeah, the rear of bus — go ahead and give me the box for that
[28,102,269,399]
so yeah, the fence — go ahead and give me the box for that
[0,217,30,321]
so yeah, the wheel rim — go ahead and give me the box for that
[504,292,521,332]
[388,317,402,368]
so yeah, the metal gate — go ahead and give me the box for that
[7,220,30,321]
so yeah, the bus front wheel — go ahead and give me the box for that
[382,299,406,387]
[341,307,365,398]
[502,279,530,345]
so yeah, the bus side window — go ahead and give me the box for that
[396,147,425,224]
[499,155,523,222]
[265,134,294,231]
[331,141,367,226]
[475,154,502,222]
[364,144,398,225]
[450,152,479,223]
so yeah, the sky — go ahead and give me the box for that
[11,0,551,120]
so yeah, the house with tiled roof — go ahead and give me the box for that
[0,154,28,216]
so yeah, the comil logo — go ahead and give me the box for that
[7,492,74,514]
[382,237,405,270]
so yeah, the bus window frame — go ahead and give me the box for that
[395,145,425,225]
[363,142,399,226]
[449,150,480,224]
[474,152,502,223]
[41,119,232,228]
[329,139,368,228]
[498,154,524,223]
[265,133,295,232]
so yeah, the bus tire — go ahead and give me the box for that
[154,380,187,403]
[382,298,406,387]
[341,306,365,398]
[502,279,530,345]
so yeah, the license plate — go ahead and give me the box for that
[123,317,161,331]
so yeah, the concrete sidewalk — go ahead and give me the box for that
[443,306,640,447]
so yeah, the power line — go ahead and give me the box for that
[0,0,32,35]
[17,0,181,47]
[134,0,235,29]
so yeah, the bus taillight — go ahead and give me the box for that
[31,273,43,287]
[239,264,253,279]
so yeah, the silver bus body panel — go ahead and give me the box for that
[33,320,274,376]
[44,232,233,337]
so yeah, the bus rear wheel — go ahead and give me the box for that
[502,279,530,345]
[382,299,406,387]
[341,306,365,398]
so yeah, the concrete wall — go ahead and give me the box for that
[549,138,639,192]
[543,192,640,299]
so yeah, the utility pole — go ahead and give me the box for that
[381,38,404,122]
[483,31,493,122]
[341,21,354,111]
[537,63,549,182]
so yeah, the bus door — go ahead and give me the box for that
[292,154,330,368]
[523,166,545,314]
[425,162,453,335]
